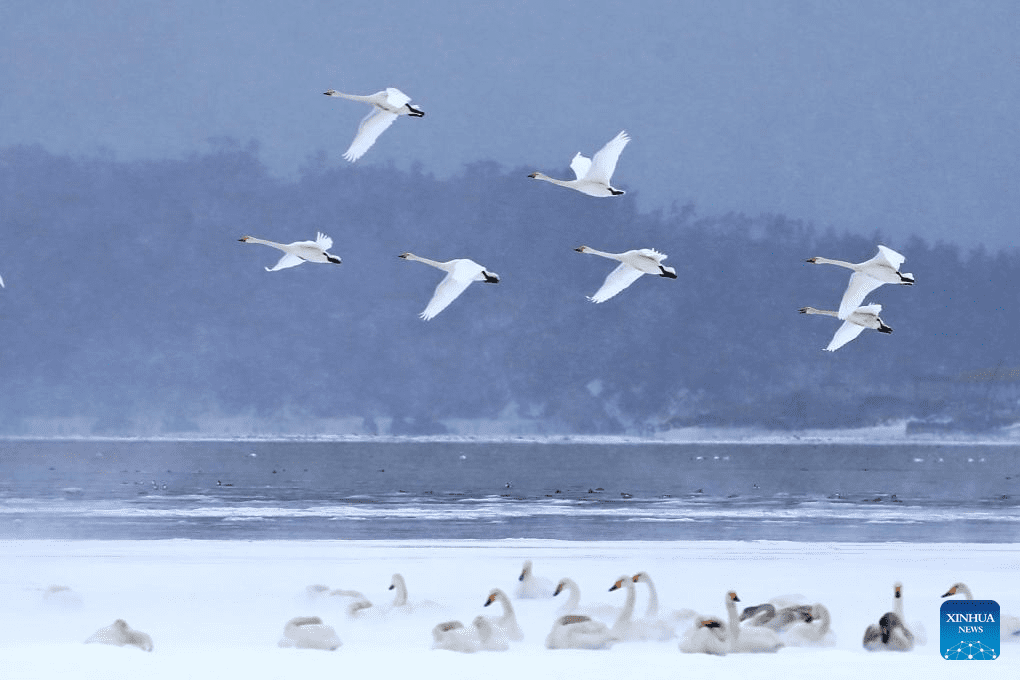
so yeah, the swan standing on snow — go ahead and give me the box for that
[805,245,914,319]
[799,304,893,351]
[85,619,153,652]
[398,252,499,320]
[863,582,914,651]
[278,615,342,650]
[724,592,783,653]
[482,588,524,641]
[528,131,630,197]
[323,87,424,162]
[239,233,342,271]
[515,560,554,599]
[575,246,677,303]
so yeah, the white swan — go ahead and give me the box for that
[278,615,342,650]
[799,304,893,351]
[574,246,677,303]
[806,245,914,319]
[678,618,729,656]
[323,87,424,162]
[515,560,554,599]
[239,232,342,271]
[85,619,153,652]
[724,591,783,653]
[398,252,499,320]
[482,588,523,641]
[528,131,630,197]
[389,573,409,608]
[783,603,835,646]
[942,582,1020,638]
[545,614,616,650]
[431,616,508,653]
[863,582,914,651]
[553,577,619,620]
[631,572,661,618]
[608,575,675,641]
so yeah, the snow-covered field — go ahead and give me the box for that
[1,539,1015,679]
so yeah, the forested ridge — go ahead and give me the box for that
[1,143,1017,435]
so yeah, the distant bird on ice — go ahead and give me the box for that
[529,131,630,197]
[399,253,499,320]
[239,232,342,271]
[805,245,914,319]
[323,87,424,162]
[799,303,892,351]
[574,245,677,302]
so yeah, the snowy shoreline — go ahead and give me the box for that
[2,539,1017,679]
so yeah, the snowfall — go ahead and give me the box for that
[1,539,1016,679]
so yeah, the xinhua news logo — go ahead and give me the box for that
[941,600,999,660]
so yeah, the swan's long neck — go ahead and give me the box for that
[557,579,581,613]
[893,584,904,618]
[530,172,576,188]
[324,90,371,104]
[812,605,831,635]
[958,583,973,600]
[577,246,621,261]
[725,594,740,646]
[400,253,449,271]
[613,579,636,628]
[391,574,407,607]
[494,591,517,626]
[242,236,288,252]
[799,307,838,318]
[809,256,857,270]
[636,574,659,618]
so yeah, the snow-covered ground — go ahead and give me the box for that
[0,540,1016,679]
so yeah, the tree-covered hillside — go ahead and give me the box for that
[1,144,1017,435]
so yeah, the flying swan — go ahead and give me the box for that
[805,245,914,319]
[323,87,424,162]
[799,304,892,351]
[575,246,677,303]
[528,131,630,197]
[239,233,342,271]
[399,252,499,320]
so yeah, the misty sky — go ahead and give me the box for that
[2,1,1017,248]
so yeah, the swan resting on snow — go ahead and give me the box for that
[323,87,424,162]
[278,616,342,650]
[85,619,153,652]
[608,575,675,641]
[431,616,508,653]
[575,246,677,303]
[528,131,630,197]
[545,614,616,650]
[863,582,914,651]
[805,245,914,319]
[399,252,499,320]
[942,582,1020,638]
[239,233,342,271]
[724,591,783,653]
[783,603,835,646]
[679,618,729,656]
[482,588,524,641]
[799,304,892,351]
[516,560,554,599]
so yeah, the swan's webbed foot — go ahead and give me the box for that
[608,187,625,196]
[482,271,500,283]
[327,255,342,264]
[878,323,893,333]
[659,267,678,279]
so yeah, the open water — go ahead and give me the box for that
[1,438,1018,542]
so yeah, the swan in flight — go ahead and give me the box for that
[323,87,424,162]
[528,131,630,197]
[278,616,342,650]
[723,591,783,653]
[575,246,677,303]
[515,560,554,599]
[85,619,153,652]
[863,582,914,651]
[398,252,499,320]
[805,245,914,319]
[239,233,342,271]
[799,304,892,351]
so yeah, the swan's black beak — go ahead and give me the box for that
[528,172,539,179]
[388,584,395,591]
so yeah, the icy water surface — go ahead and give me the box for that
[0,438,1017,541]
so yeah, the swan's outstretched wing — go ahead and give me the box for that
[585,131,630,184]
[383,88,412,109]
[588,263,644,303]
[838,272,885,319]
[825,320,866,351]
[343,109,399,162]
[570,153,592,180]
[315,232,334,251]
[420,274,474,320]
[266,253,305,272]
[0,273,4,288]
[875,245,906,270]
